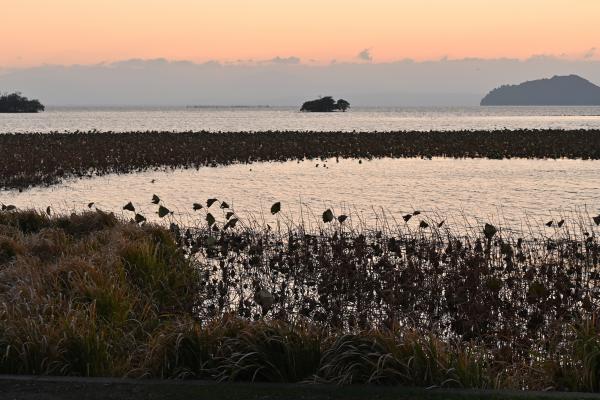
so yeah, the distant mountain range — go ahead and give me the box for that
[481,75,600,106]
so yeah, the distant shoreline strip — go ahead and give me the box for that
[2,129,599,190]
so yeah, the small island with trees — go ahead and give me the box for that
[0,92,45,113]
[300,96,350,112]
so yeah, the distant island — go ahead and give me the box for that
[480,75,600,106]
[300,96,350,112]
[0,92,45,113]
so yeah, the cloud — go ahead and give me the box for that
[357,48,372,62]
[584,47,597,59]
[109,58,223,69]
[268,56,301,64]
[3,57,600,106]
[525,54,562,62]
[111,58,169,68]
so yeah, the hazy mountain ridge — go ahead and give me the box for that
[481,75,600,105]
[3,58,600,106]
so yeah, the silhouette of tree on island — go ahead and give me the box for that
[0,92,45,113]
[336,98,350,111]
[300,96,350,112]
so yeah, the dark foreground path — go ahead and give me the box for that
[2,129,600,189]
[1,376,598,400]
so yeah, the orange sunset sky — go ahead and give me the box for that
[2,0,599,67]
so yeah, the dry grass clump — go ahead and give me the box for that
[0,209,199,377]
[213,320,323,382]
[316,331,488,387]
[2,129,600,189]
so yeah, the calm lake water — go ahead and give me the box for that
[2,107,599,231]
[2,158,599,233]
[2,106,600,132]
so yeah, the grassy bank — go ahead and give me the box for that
[1,208,600,392]
[2,129,600,189]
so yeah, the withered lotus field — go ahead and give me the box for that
[1,129,600,189]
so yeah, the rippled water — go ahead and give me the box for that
[2,106,600,133]
[2,158,599,231]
